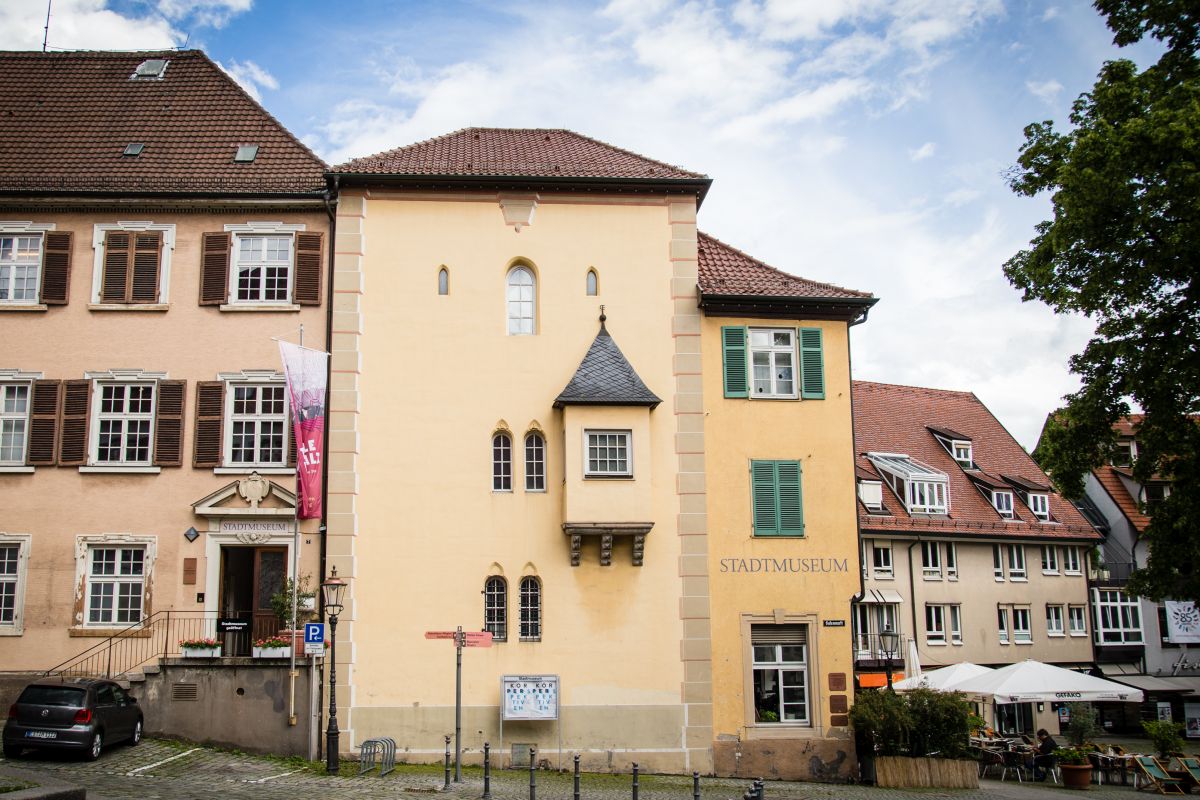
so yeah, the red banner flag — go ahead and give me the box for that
[279,341,329,519]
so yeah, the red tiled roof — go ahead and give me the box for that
[0,50,327,194]
[1114,415,1145,437]
[697,232,872,300]
[1093,465,1152,532]
[334,127,706,180]
[853,381,1098,540]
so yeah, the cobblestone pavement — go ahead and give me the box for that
[1,739,1144,800]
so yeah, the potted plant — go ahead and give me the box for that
[179,637,220,658]
[270,575,318,655]
[1064,701,1102,747]
[252,636,291,658]
[1055,747,1093,790]
[1143,719,1186,760]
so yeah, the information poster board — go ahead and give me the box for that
[502,675,559,721]
[1186,703,1200,739]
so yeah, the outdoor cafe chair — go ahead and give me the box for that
[1001,750,1027,782]
[1134,755,1188,795]
[1175,757,1200,791]
[977,748,1004,779]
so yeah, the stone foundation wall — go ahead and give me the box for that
[713,736,856,782]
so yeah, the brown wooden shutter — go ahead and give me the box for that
[153,380,185,466]
[193,381,225,468]
[100,232,130,302]
[26,380,61,465]
[40,232,72,305]
[130,232,163,303]
[58,380,91,466]
[200,233,230,306]
[294,232,323,306]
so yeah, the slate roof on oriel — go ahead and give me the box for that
[0,50,327,194]
[853,381,1099,539]
[555,314,662,409]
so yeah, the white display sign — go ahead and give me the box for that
[1165,601,1200,643]
[1187,703,1200,739]
[502,675,559,721]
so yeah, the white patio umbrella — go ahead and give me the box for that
[893,661,994,692]
[949,659,1145,703]
[905,638,923,682]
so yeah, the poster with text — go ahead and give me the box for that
[1186,704,1200,738]
[502,675,559,720]
[279,341,328,519]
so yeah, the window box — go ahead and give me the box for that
[252,646,289,658]
[180,645,220,658]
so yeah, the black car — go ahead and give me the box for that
[3,679,143,760]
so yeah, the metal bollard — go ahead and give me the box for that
[692,771,700,800]
[529,747,537,800]
[483,742,492,800]
[444,735,452,789]
[632,762,639,800]
[754,778,764,800]
[574,754,581,800]
[743,789,755,800]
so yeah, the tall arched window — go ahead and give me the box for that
[492,432,512,491]
[525,432,545,492]
[484,576,507,642]
[519,576,542,641]
[586,268,598,296]
[506,266,536,335]
[438,267,449,295]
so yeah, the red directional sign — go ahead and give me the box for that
[425,631,458,640]
[424,630,493,647]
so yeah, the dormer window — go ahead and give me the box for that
[951,441,972,468]
[927,425,973,468]
[1028,493,1050,520]
[992,490,1015,519]
[867,453,949,515]
[1144,483,1171,511]
[858,479,884,512]
[1112,439,1136,467]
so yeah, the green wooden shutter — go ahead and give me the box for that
[722,326,748,398]
[799,327,825,399]
[776,461,804,535]
[751,460,779,534]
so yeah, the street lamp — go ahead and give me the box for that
[880,625,899,691]
[322,566,347,774]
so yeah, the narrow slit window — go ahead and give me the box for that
[519,576,541,641]
[484,576,507,642]
[586,269,598,296]
[506,266,536,335]
[438,267,449,295]
[525,432,545,491]
[492,432,512,491]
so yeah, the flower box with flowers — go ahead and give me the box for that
[253,637,291,658]
[179,638,220,658]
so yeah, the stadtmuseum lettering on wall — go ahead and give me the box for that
[718,557,849,574]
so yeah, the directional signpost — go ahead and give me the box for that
[426,627,493,781]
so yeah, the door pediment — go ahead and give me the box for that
[192,471,297,517]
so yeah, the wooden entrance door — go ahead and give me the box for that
[252,547,287,641]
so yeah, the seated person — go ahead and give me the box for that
[1031,729,1058,781]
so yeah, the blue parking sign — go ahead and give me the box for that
[304,623,325,655]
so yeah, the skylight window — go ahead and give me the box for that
[123,143,145,157]
[866,453,950,515]
[234,145,259,163]
[131,59,168,80]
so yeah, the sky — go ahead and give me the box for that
[0,0,1165,449]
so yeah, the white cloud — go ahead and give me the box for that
[219,59,278,102]
[1026,78,1063,103]
[909,141,936,161]
[0,0,180,50]
[157,0,252,29]
[1042,6,1060,22]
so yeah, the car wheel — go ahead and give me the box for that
[129,718,143,746]
[86,731,102,761]
[2,743,20,759]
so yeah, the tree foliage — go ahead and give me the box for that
[1011,1,1200,601]
[848,688,972,759]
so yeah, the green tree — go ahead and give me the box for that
[1008,1,1200,602]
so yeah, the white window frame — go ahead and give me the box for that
[751,633,810,726]
[524,431,546,492]
[858,480,884,512]
[506,265,536,335]
[0,222,54,307]
[951,440,972,467]
[993,490,1015,519]
[1007,544,1027,581]
[1041,545,1059,574]
[1062,546,1082,575]
[492,431,513,492]
[224,222,305,308]
[88,372,162,467]
[921,541,942,579]
[926,604,947,645]
[1046,604,1065,636]
[583,429,632,478]
[993,545,1005,581]
[0,533,31,635]
[748,327,798,399]
[75,535,156,629]
[1068,604,1087,636]
[949,605,963,644]
[519,575,541,641]
[1012,606,1032,643]
[853,604,898,658]
[867,453,949,515]
[0,231,44,305]
[1112,439,1137,467]
[89,222,175,305]
[1028,493,1050,521]
[484,575,507,643]
[1094,589,1143,644]
[220,370,289,469]
[945,542,958,580]
[871,542,893,579]
[998,607,1010,643]
[0,377,34,466]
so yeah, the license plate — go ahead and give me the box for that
[25,730,57,739]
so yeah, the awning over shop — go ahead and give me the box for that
[1159,677,1200,694]
[1104,674,1192,694]
[859,672,906,688]
[856,589,904,604]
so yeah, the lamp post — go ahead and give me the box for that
[880,625,899,691]
[322,566,347,774]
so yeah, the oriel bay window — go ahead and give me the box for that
[1094,589,1143,644]
[750,624,809,725]
[584,430,631,477]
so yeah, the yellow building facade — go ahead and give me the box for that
[326,129,872,778]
